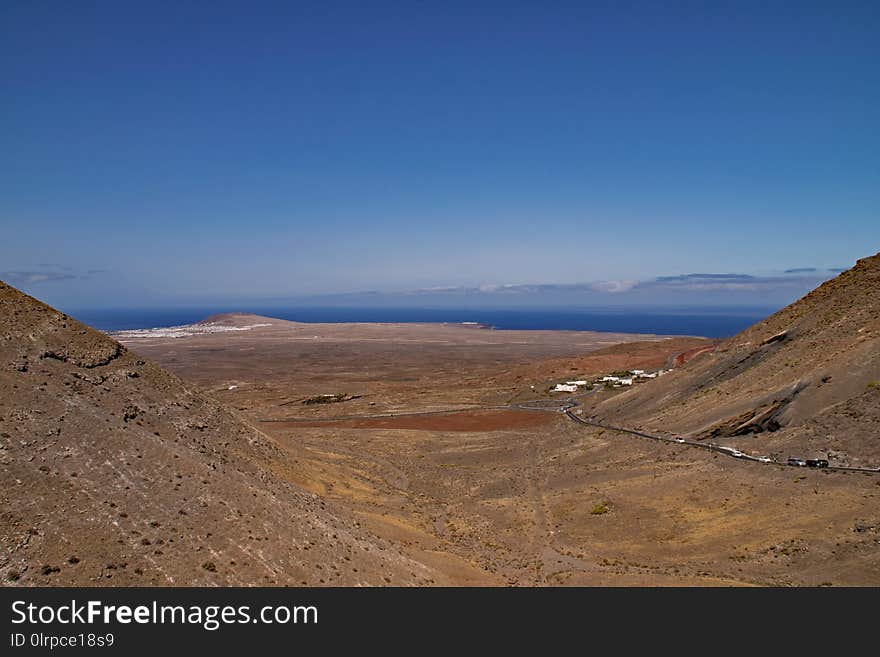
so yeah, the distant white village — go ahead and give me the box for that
[112,321,273,340]
[550,368,667,393]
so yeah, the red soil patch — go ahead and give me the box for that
[286,409,554,432]
[508,337,713,382]
[671,344,717,367]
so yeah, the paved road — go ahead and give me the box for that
[515,396,880,475]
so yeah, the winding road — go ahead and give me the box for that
[514,395,880,475]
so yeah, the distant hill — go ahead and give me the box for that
[0,281,433,585]
[594,253,880,466]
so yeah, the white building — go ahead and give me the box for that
[552,384,578,393]
[619,378,634,386]
[566,380,588,386]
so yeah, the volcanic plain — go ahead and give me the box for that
[114,312,880,586]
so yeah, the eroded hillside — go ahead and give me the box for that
[594,253,880,465]
[0,281,435,586]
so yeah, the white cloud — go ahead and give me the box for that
[589,280,639,293]
[2,271,77,284]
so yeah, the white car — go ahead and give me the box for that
[674,438,686,443]
[729,449,746,458]
[757,456,772,463]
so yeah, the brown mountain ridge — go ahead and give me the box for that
[594,252,880,466]
[0,281,435,586]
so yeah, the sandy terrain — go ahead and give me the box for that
[0,285,436,586]
[116,315,683,419]
[275,409,555,432]
[119,311,880,586]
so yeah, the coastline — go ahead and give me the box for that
[72,305,776,339]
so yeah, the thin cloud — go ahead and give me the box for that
[645,273,761,291]
[654,273,756,283]
[589,280,639,293]
[287,269,842,305]
[36,263,74,271]
[2,271,77,284]
[639,271,836,294]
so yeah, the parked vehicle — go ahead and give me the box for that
[806,459,829,468]
[757,456,772,463]
[674,438,686,443]
[787,458,807,467]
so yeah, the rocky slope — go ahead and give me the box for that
[0,280,434,586]
[594,252,880,465]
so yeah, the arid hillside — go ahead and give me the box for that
[594,253,880,466]
[0,281,435,586]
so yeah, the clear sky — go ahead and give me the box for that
[2,1,878,309]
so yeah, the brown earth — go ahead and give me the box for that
[116,314,682,420]
[504,336,715,400]
[271,409,554,432]
[111,260,880,586]
[592,252,880,468]
[671,344,717,367]
[0,282,437,586]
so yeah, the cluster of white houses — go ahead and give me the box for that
[550,380,588,393]
[601,369,662,386]
[550,369,666,393]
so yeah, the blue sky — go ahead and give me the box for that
[2,1,878,310]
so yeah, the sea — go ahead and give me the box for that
[68,306,778,339]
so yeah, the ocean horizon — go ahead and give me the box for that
[67,305,779,339]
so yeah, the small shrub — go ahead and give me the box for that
[7,570,20,582]
[591,501,610,515]
[202,561,217,572]
[302,393,360,405]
